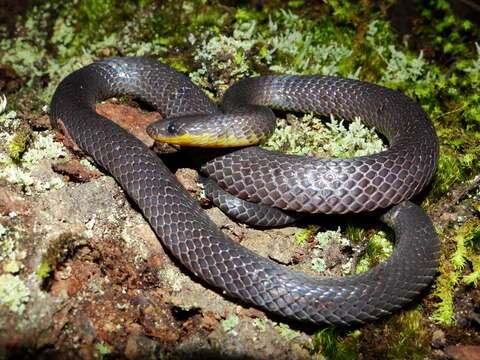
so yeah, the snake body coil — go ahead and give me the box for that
[51,57,440,325]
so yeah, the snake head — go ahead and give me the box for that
[147,115,224,147]
[146,105,275,148]
[147,117,190,144]
[146,113,261,148]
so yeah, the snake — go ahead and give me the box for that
[50,56,440,325]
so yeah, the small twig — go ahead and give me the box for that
[433,104,468,121]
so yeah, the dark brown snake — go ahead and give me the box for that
[50,57,440,325]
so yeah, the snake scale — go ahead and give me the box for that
[50,57,440,325]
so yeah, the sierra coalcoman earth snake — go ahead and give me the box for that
[50,57,440,325]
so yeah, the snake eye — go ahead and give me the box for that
[167,123,177,134]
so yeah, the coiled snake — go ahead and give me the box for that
[51,57,439,325]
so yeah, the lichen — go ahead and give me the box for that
[0,274,30,314]
[190,8,356,90]
[158,268,184,292]
[220,314,239,333]
[315,227,350,249]
[21,132,68,169]
[0,230,17,262]
[263,114,386,158]
[275,322,302,341]
[310,227,351,274]
[311,258,326,273]
[0,110,18,128]
[253,318,306,342]
[3,260,21,274]
[0,112,67,193]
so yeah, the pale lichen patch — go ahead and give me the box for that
[0,274,30,314]
[0,111,67,194]
[263,114,386,158]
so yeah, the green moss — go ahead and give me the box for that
[297,223,391,276]
[8,125,31,163]
[433,218,480,324]
[382,309,431,359]
[0,109,67,194]
[428,151,473,202]
[415,0,479,60]
[95,341,112,357]
[313,308,430,359]
[314,328,359,360]
[344,224,365,244]
[294,225,319,246]
[355,231,392,274]
[37,233,91,287]
[388,309,430,359]
[36,261,53,280]
[340,6,480,208]
[22,132,67,168]
[433,253,456,324]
